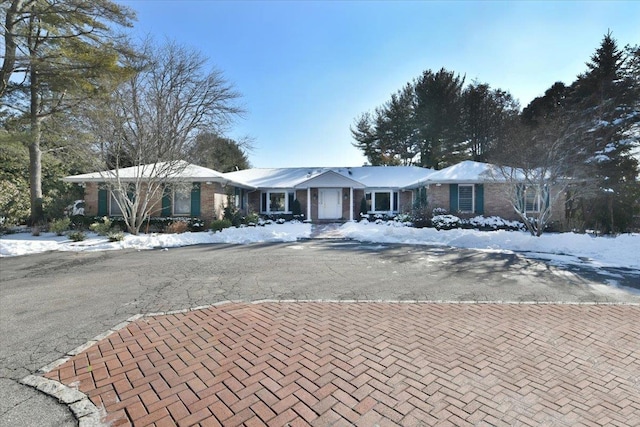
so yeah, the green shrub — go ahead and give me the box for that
[223,204,243,227]
[69,214,93,230]
[211,219,232,232]
[360,197,368,216]
[90,217,112,235]
[0,179,30,229]
[49,217,71,236]
[107,231,125,242]
[292,199,302,216]
[243,212,260,225]
[68,231,86,242]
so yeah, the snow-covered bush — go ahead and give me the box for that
[431,214,462,230]
[65,200,85,216]
[468,216,524,231]
[432,207,448,216]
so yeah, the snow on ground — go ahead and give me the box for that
[338,222,640,270]
[0,222,311,257]
[1,221,639,273]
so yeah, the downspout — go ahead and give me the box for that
[307,187,311,222]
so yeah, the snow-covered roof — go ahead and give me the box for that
[223,166,435,189]
[419,161,506,184]
[62,161,255,188]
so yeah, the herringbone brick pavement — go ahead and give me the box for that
[45,303,640,426]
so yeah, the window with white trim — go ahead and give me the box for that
[261,191,295,213]
[109,192,123,216]
[365,191,399,213]
[458,185,474,213]
[524,187,543,213]
[173,189,191,215]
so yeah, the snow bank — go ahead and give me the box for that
[0,222,312,257]
[1,221,638,272]
[339,222,640,270]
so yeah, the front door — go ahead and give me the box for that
[318,188,342,219]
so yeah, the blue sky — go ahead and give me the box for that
[119,1,640,168]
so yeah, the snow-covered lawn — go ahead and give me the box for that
[340,222,639,270]
[1,221,638,272]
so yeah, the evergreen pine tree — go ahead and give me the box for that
[569,33,639,232]
[414,68,466,169]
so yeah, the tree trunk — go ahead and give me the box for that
[608,195,614,234]
[28,131,43,224]
[29,67,44,225]
[0,0,25,98]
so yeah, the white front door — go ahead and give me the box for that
[318,188,342,219]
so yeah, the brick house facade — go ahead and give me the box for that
[65,161,568,226]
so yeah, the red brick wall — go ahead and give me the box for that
[310,188,318,220]
[247,191,261,214]
[83,183,99,216]
[200,182,227,223]
[399,190,413,213]
[421,183,566,221]
[295,190,307,219]
[353,189,365,219]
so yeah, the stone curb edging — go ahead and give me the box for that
[248,299,640,306]
[21,298,640,426]
[17,302,237,427]
[19,375,106,427]
[18,313,147,427]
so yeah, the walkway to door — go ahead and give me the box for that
[309,223,347,239]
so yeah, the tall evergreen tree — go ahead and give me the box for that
[570,33,639,232]
[376,84,419,165]
[414,68,465,169]
[350,85,417,166]
[0,0,135,224]
[188,132,250,172]
[462,82,519,161]
[520,82,569,126]
[351,112,386,165]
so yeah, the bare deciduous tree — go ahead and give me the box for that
[490,114,593,236]
[87,39,243,234]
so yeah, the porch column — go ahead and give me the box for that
[349,187,354,221]
[307,187,311,221]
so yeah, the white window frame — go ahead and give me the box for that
[458,184,475,213]
[524,187,543,213]
[173,188,191,216]
[109,192,123,216]
[365,190,399,213]
[261,190,294,214]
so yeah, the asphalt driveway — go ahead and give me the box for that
[1,240,639,426]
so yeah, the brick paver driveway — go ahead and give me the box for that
[44,302,640,427]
